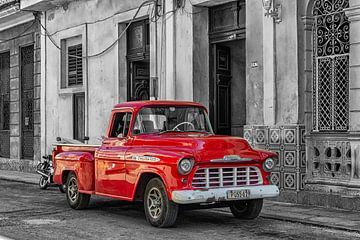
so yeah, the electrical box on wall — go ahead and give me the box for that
[251,61,259,68]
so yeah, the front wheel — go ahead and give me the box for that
[66,172,90,210]
[229,199,263,219]
[39,176,49,190]
[144,178,179,228]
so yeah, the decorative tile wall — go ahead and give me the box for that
[244,125,306,192]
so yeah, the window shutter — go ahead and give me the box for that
[68,44,83,86]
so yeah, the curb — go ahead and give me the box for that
[0,176,38,185]
[212,208,360,234]
[260,214,360,234]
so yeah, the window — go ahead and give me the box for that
[313,0,350,131]
[109,112,132,138]
[68,44,83,86]
[61,36,83,88]
[133,106,213,135]
[0,51,10,131]
[73,93,85,142]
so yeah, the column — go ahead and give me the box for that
[165,0,176,100]
[345,2,360,180]
[262,14,276,125]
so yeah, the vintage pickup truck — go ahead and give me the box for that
[52,101,279,227]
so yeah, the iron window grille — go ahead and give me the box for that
[68,44,83,86]
[312,0,350,132]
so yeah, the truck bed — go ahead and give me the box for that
[53,143,101,154]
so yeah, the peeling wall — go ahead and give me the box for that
[246,0,264,125]
[275,0,299,125]
[43,0,145,149]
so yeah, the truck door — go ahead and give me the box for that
[95,112,132,198]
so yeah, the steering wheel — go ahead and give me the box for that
[172,122,195,131]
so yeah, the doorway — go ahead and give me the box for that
[126,19,150,101]
[20,45,34,159]
[208,1,246,136]
[210,39,246,136]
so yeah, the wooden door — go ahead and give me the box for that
[129,61,150,101]
[21,45,34,159]
[214,45,231,135]
[73,93,85,142]
[0,51,10,158]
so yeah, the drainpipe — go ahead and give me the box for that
[85,23,89,142]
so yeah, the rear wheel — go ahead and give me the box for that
[39,176,48,190]
[66,172,90,209]
[144,178,179,227]
[229,199,263,219]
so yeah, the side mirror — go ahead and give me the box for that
[133,129,141,135]
[56,137,62,142]
[84,136,90,141]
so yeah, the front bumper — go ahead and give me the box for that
[171,185,279,204]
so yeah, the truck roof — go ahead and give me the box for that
[113,100,205,110]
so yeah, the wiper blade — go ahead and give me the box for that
[183,130,209,133]
[158,130,185,134]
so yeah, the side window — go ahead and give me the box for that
[60,35,83,89]
[109,112,132,138]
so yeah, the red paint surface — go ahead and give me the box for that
[53,101,277,201]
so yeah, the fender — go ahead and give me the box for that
[54,151,95,192]
[131,167,174,201]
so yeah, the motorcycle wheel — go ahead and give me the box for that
[59,184,67,193]
[39,176,49,190]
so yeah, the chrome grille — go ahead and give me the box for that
[192,167,263,189]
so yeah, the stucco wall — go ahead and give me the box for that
[275,0,299,125]
[192,7,209,109]
[245,0,264,125]
[43,0,145,149]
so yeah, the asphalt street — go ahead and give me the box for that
[0,180,359,240]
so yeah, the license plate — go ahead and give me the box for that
[226,189,250,200]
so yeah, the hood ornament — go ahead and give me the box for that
[210,155,253,163]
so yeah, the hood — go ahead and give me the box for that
[133,133,263,162]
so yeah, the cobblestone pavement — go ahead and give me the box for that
[0,180,360,240]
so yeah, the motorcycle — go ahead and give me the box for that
[36,137,88,193]
[37,137,88,192]
[37,155,66,192]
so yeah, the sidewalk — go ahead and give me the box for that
[0,170,39,185]
[1,169,360,233]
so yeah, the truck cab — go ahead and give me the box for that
[52,101,279,227]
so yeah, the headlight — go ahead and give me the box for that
[178,158,194,175]
[263,158,275,171]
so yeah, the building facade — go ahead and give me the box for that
[0,0,41,172]
[21,0,360,208]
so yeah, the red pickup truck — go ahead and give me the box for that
[52,101,279,227]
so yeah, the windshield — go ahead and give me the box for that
[133,106,213,135]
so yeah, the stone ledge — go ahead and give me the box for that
[0,157,37,173]
[276,190,360,211]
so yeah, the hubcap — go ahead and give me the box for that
[68,177,78,202]
[147,187,163,219]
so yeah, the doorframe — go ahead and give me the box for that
[208,1,246,135]
[19,43,35,160]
